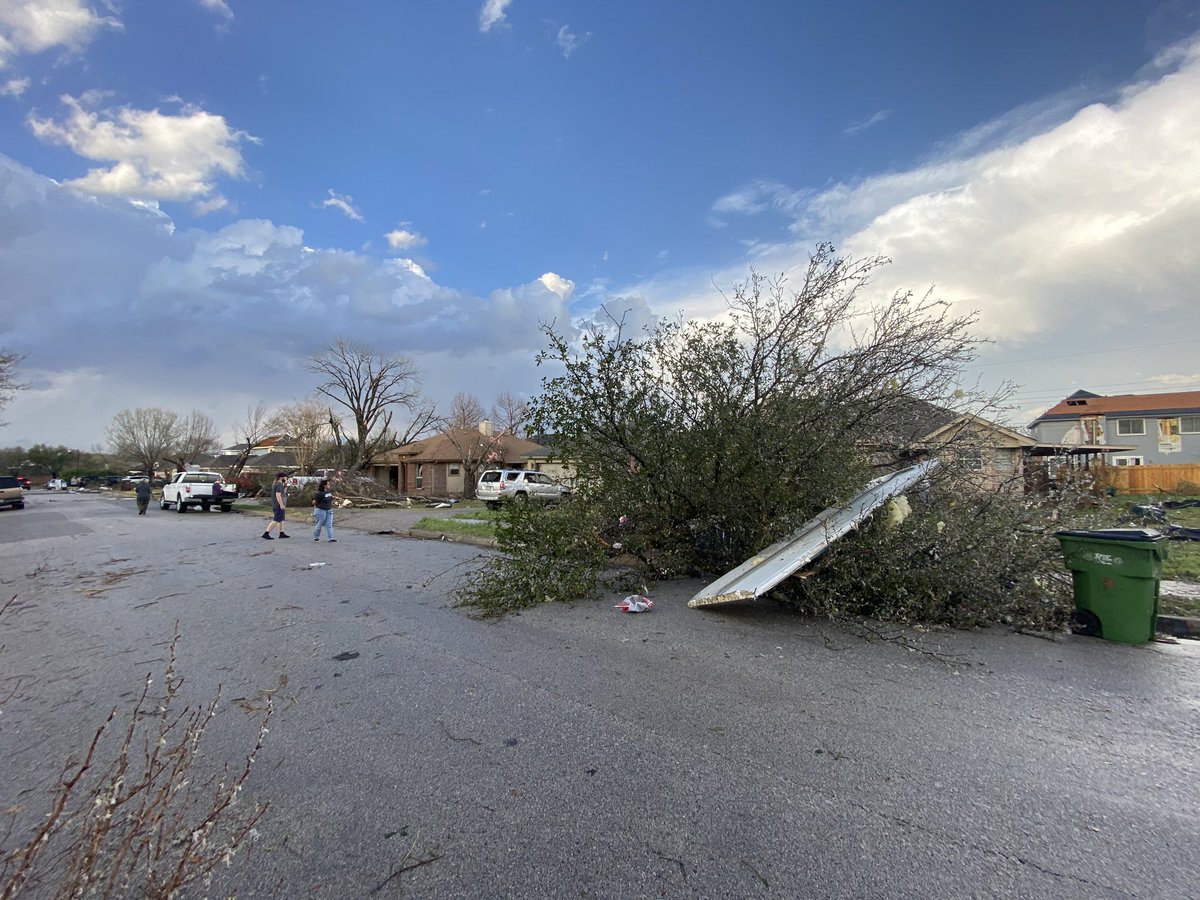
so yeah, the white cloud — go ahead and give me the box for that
[479,0,512,33]
[621,35,1200,412]
[27,94,255,205]
[197,0,233,22]
[0,0,121,69]
[555,24,590,58]
[1,76,29,96]
[538,272,574,300]
[317,189,363,221]
[0,153,580,446]
[844,109,892,136]
[384,225,426,250]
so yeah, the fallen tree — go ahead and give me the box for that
[457,245,1073,627]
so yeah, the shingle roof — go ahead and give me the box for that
[378,428,546,465]
[1031,390,1200,425]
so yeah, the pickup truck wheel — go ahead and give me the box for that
[220,504,232,512]
[175,498,187,513]
[159,497,169,510]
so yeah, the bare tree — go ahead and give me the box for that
[491,391,529,437]
[226,401,273,480]
[161,411,220,474]
[106,408,178,477]
[448,392,486,429]
[270,401,332,474]
[0,350,26,425]
[306,339,424,470]
[394,400,442,447]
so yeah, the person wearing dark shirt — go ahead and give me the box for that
[263,473,290,540]
[134,480,152,515]
[312,479,336,542]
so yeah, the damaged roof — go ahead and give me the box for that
[1031,390,1200,425]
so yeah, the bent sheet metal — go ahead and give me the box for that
[688,460,938,609]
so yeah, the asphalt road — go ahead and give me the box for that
[1,491,1197,898]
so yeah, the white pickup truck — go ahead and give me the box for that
[159,471,237,513]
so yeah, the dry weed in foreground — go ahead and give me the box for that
[0,628,271,899]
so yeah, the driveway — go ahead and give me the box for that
[1,491,1197,898]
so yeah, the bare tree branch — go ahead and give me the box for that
[305,339,424,470]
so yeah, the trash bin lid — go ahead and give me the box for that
[1055,528,1164,542]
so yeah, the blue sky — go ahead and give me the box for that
[2,0,1199,448]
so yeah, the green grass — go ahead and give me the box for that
[1160,595,1200,618]
[1105,493,1200,581]
[1117,494,1200,527]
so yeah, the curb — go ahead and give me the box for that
[1157,615,1200,639]
[379,528,498,550]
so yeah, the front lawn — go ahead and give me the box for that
[411,509,501,541]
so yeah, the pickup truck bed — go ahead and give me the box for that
[159,472,237,513]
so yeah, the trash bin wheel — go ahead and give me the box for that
[1070,608,1102,637]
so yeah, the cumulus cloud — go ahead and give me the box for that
[1,76,29,96]
[0,0,121,68]
[27,94,255,206]
[317,189,363,221]
[689,39,1200,347]
[479,0,512,33]
[0,153,575,445]
[384,225,426,250]
[555,24,590,58]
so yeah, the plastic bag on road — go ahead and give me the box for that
[616,595,653,613]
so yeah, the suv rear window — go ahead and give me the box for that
[479,471,502,483]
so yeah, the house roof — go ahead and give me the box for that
[924,415,1036,449]
[376,428,546,465]
[1031,390,1200,425]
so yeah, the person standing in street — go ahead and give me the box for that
[312,479,336,542]
[263,473,290,540]
[135,480,152,515]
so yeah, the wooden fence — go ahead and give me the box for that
[1094,463,1200,494]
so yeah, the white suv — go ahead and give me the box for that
[476,469,571,508]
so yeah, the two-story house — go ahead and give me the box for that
[1029,390,1200,465]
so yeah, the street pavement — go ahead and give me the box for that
[1,491,1197,898]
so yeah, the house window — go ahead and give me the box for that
[956,448,983,471]
[415,464,423,489]
[1115,418,1145,436]
[1181,416,1200,434]
[1111,456,1143,467]
[449,465,460,476]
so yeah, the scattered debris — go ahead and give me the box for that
[616,595,653,613]
[688,460,938,609]
[332,651,360,661]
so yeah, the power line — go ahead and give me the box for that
[1007,377,1200,403]
[968,338,1200,368]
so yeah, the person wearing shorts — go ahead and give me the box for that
[263,473,290,540]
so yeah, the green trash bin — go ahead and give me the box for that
[1055,528,1167,645]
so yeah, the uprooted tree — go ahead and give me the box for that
[458,244,1073,627]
